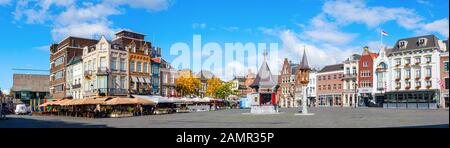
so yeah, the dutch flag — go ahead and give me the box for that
[381,30,389,37]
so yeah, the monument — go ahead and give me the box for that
[247,50,280,114]
[295,48,314,116]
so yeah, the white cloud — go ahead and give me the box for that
[110,0,173,12]
[417,0,432,6]
[192,23,207,29]
[322,0,423,29]
[417,18,449,38]
[0,0,11,5]
[223,26,239,32]
[12,0,172,41]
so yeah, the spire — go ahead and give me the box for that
[299,46,310,70]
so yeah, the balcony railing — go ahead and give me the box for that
[72,84,81,89]
[97,67,109,75]
[96,88,128,96]
[84,70,92,77]
[343,74,357,79]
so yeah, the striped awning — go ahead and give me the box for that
[131,76,139,82]
[138,77,145,83]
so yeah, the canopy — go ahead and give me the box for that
[61,98,106,106]
[40,99,70,107]
[105,97,135,105]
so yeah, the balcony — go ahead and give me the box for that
[343,74,357,80]
[84,70,92,77]
[395,78,401,81]
[405,77,411,80]
[97,67,109,76]
[415,86,421,89]
[72,84,81,89]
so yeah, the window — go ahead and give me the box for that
[426,67,432,77]
[445,78,449,89]
[426,80,432,87]
[137,62,142,73]
[405,58,411,65]
[54,71,64,80]
[111,58,117,70]
[363,61,369,67]
[333,84,336,90]
[396,82,401,88]
[101,43,107,50]
[130,61,135,72]
[55,56,64,66]
[405,81,411,88]
[445,62,449,72]
[415,57,421,64]
[338,84,342,89]
[396,70,401,79]
[120,58,125,71]
[328,85,331,90]
[418,38,426,46]
[100,57,107,69]
[55,84,64,92]
[352,67,357,75]
[405,69,411,79]
[143,63,148,73]
[346,68,350,75]
[399,41,407,48]
[396,59,401,66]
[416,81,421,88]
[415,69,421,78]
[426,56,432,63]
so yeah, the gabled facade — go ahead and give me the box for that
[358,47,378,107]
[82,36,129,97]
[342,54,360,107]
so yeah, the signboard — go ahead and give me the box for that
[358,88,373,93]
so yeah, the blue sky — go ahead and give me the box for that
[0,0,448,93]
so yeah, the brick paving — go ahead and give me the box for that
[0,108,448,128]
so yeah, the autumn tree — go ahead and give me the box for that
[206,78,222,98]
[175,72,201,97]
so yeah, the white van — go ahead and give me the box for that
[14,104,30,115]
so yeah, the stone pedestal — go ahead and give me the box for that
[295,86,314,116]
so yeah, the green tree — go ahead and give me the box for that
[215,82,238,99]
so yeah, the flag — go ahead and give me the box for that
[381,30,389,36]
[438,79,445,89]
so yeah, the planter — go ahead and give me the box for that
[415,77,420,80]
[395,78,401,81]
[405,87,411,90]
[415,86,421,89]
[425,77,431,80]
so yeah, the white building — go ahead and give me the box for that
[342,54,360,107]
[306,70,317,106]
[82,36,129,97]
[384,35,444,109]
[66,57,83,99]
[372,48,391,103]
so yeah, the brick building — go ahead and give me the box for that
[358,47,378,107]
[316,64,344,107]
[49,37,98,100]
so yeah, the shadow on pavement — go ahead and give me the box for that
[394,124,449,128]
[0,117,111,128]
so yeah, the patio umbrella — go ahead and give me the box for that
[132,98,156,105]
[105,97,135,105]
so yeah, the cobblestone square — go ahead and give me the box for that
[1,108,448,128]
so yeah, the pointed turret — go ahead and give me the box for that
[299,48,310,70]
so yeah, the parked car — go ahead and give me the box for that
[14,104,30,115]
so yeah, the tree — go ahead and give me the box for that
[175,72,201,97]
[206,78,222,98]
[215,82,238,99]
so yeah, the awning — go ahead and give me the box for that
[138,77,145,83]
[131,76,139,82]
[144,78,151,84]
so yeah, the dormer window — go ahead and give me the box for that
[399,41,407,49]
[100,43,106,50]
[418,38,427,47]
